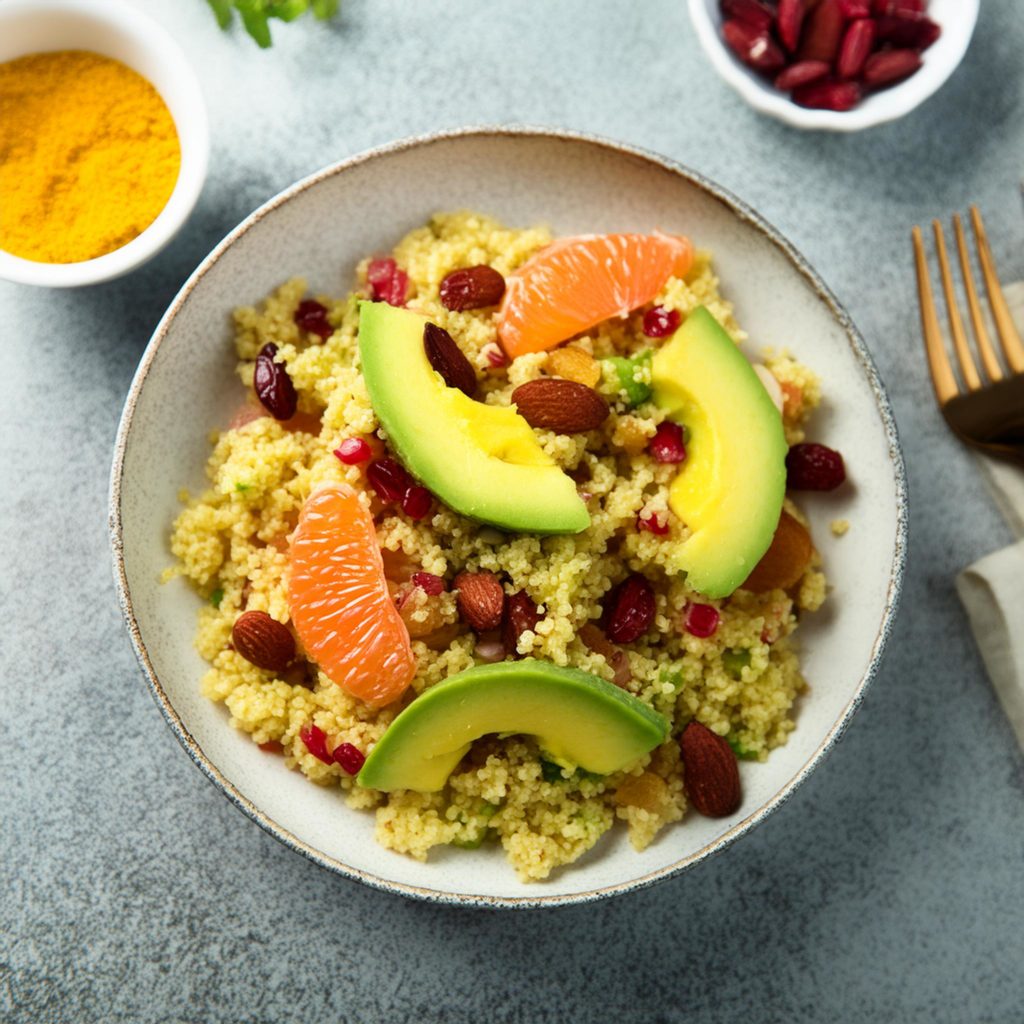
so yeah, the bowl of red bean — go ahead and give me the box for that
[688,0,978,131]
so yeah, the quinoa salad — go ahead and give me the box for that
[166,212,842,882]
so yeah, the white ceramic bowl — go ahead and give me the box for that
[0,0,208,287]
[688,0,978,132]
[110,129,907,908]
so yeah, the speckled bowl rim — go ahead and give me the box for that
[109,126,908,910]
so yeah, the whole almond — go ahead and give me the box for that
[439,265,506,311]
[742,510,812,593]
[454,571,505,632]
[232,610,295,673]
[546,346,601,388]
[424,323,477,397]
[680,721,742,818]
[511,378,609,434]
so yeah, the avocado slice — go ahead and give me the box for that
[358,302,589,534]
[651,306,786,598]
[357,659,669,793]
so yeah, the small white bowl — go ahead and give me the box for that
[0,0,208,287]
[688,0,978,132]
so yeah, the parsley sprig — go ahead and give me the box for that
[207,0,339,48]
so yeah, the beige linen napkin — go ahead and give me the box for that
[954,281,1024,746]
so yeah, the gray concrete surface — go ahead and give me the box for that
[2,1,1022,1021]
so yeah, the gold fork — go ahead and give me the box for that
[912,205,1024,464]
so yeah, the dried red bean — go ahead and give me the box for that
[683,603,720,639]
[411,571,445,595]
[775,59,831,91]
[798,0,846,64]
[334,436,372,465]
[502,591,541,657]
[300,724,334,765]
[438,265,506,311]
[254,343,298,420]
[776,0,806,53]
[603,574,655,645]
[837,18,876,79]
[293,299,332,340]
[873,0,924,14]
[424,323,478,397]
[367,457,414,502]
[367,257,409,307]
[785,442,847,490]
[649,422,687,464]
[793,79,862,110]
[642,306,681,338]
[333,742,365,775]
[862,48,922,88]
[720,0,774,30]
[874,15,940,50]
[402,485,432,520]
[838,0,872,15]
[722,19,786,73]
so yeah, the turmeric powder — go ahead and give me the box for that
[0,50,181,264]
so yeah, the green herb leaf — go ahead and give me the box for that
[234,482,251,493]
[311,0,339,18]
[207,0,340,47]
[540,759,566,783]
[727,735,759,761]
[210,587,224,608]
[268,0,309,22]
[206,0,234,29]
[722,649,752,679]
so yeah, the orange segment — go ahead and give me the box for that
[497,232,694,358]
[289,485,415,706]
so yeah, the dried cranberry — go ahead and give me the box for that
[254,343,297,420]
[637,512,670,536]
[411,571,445,595]
[300,724,334,765]
[785,442,846,490]
[502,591,541,657]
[439,265,507,311]
[367,457,414,502]
[642,306,681,338]
[332,742,365,775]
[402,485,433,520]
[683,603,720,639]
[603,574,655,644]
[293,299,332,340]
[334,437,372,464]
[649,422,687,464]
[367,257,409,307]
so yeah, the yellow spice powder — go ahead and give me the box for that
[0,50,181,263]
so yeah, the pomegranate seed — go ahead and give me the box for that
[722,19,786,73]
[603,574,656,644]
[367,257,409,307]
[649,422,687,464]
[776,0,805,52]
[837,18,876,79]
[293,298,332,340]
[484,344,508,368]
[253,343,298,420]
[792,79,862,110]
[502,591,541,657]
[798,0,846,64]
[367,457,414,502]
[334,436,372,464]
[412,571,445,596]
[332,742,365,775]
[401,485,433,520]
[862,48,922,87]
[637,512,670,536]
[720,0,774,30]
[684,603,720,639]
[838,0,871,15]
[775,59,831,91]
[300,724,334,765]
[642,306,681,338]
[785,442,847,490]
[874,15,940,50]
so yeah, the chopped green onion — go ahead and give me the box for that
[210,587,224,608]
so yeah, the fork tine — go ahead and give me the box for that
[970,205,1024,374]
[912,225,959,405]
[954,213,1004,382]
[932,219,981,391]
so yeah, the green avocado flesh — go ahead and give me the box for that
[651,306,786,599]
[358,301,589,534]
[357,659,669,793]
